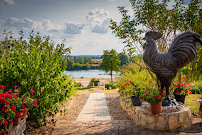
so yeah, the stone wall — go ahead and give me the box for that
[120,98,192,131]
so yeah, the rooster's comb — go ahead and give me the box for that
[145,31,162,40]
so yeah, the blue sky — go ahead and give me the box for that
[0,0,133,55]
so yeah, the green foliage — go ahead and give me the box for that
[190,81,202,94]
[101,49,120,83]
[0,31,74,125]
[88,78,100,87]
[119,53,129,66]
[66,57,99,70]
[105,83,116,89]
[140,88,165,104]
[116,61,157,96]
[74,81,84,87]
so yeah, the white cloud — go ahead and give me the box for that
[0,8,125,55]
[5,17,42,30]
[69,30,124,55]
[64,23,83,34]
[0,0,14,6]
[91,18,110,34]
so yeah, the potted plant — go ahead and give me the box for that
[128,81,142,106]
[140,88,165,114]
[171,81,192,104]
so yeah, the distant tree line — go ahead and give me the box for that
[66,57,100,70]
[66,53,129,71]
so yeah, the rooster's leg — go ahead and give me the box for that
[165,85,171,103]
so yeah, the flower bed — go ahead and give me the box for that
[0,85,37,135]
[120,97,192,131]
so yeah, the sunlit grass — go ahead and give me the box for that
[103,89,118,94]
[75,87,95,95]
[185,94,201,116]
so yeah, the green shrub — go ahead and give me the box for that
[190,81,202,94]
[0,32,74,126]
[88,78,100,87]
[74,81,84,87]
[116,62,157,96]
[105,83,116,89]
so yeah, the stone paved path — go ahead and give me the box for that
[51,92,202,135]
[76,93,111,121]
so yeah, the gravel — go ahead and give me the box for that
[24,89,130,135]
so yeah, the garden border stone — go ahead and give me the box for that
[120,97,192,131]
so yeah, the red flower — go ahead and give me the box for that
[170,88,173,90]
[161,93,164,97]
[3,120,8,126]
[0,85,5,90]
[176,90,179,93]
[30,89,35,93]
[21,104,25,109]
[158,89,163,93]
[154,96,157,99]
[8,89,12,93]
[16,112,22,118]
[0,131,6,135]
[11,106,16,111]
[11,119,14,123]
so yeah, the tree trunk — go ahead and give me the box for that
[110,70,113,84]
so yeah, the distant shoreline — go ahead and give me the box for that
[72,77,118,87]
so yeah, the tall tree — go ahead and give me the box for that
[119,53,129,66]
[101,49,120,83]
[110,0,201,82]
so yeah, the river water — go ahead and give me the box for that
[64,70,120,78]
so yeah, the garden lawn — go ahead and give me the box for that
[185,94,201,116]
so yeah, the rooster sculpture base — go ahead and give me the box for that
[142,31,202,106]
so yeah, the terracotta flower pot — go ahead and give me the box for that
[150,101,162,114]
[20,108,29,118]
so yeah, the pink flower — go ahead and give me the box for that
[22,100,26,103]
[30,89,35,94]
[33,99,37,107]
[129,81,132,83]
[14,85,17,88]
[21,95,24,98]
[8,89,12,93]
[17,92,19,96]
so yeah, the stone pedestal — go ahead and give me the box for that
[120,98,192,131]
[8,117,27,135]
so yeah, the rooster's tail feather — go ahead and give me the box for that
[168,31,200,68]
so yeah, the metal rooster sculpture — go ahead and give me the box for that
[142,31,202,105]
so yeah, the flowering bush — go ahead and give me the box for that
[21,89,37,109]
[171,81,192,96]
[0,85,22,134]
[140,89,165,104]
[119,81,142,97]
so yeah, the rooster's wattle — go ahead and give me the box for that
[142,31,202,102]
